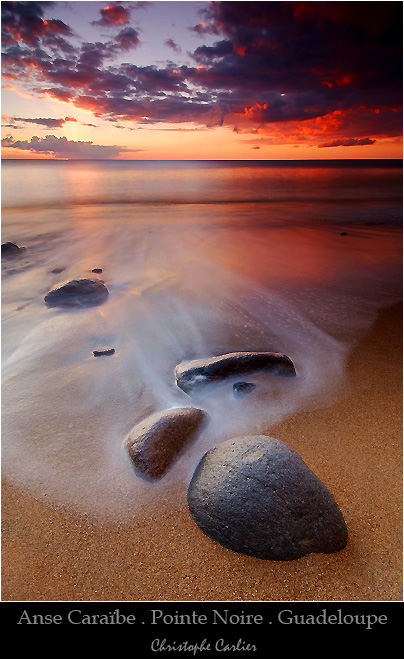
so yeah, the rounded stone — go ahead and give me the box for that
[176,351,295,394]
[44,279,109,308]
[2,242,22,256]
[187,435,348,560]
[125,407,207,479]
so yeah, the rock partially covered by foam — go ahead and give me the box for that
[44,279,109,308]
[233,382,256,398]
[124,408,207,479]
[2,242,23,256]
[176,352,295,394]
[187,436,348,560]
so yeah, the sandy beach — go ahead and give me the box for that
[2,302,402,602]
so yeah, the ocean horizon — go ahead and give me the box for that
[2,157,402,164]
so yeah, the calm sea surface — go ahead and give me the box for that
[2,160,402,516]
[2,159,402,223]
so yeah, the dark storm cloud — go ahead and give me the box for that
[186,1,402,130]
[71,92,221,126]
[192,40,233,62]
[2,134,128,158]
[92,4,131,27]
[11,116,67,128]
[165,37,181,53]
[7,116,98,130]
[115,27,140,50]
[1,1,402,144]
[1,1,72,47]
[92,2,148,26]
[318,137,376,148]
[189,22,219,36]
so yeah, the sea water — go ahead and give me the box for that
[1,160,402,517]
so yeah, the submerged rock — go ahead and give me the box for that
[233,382,256,398]
[93,346,115,357]
[124,408,207,479]
[2,242,22,256]
[44,279,109,308]
[187,435,348,560]
[91,268,103,273]
[50,267,65,274]
[176,352,295,394]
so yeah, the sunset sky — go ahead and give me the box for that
[1,1,402,160]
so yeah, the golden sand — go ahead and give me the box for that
[2,303,402,601]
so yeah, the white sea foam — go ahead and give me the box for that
[1,162,402,518]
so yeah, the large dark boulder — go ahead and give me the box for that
[2,242,22,256]
[187,435,348,560]
[176,352,296,394]
[124,407,207,479]
[44,279,109,308]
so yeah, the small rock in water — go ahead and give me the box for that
[44,279,109,308]
[50,267,65,274]
[187,435,348,560]
[176,352,295,394]
[340,232,348,236]
[124,408,207,479]
[233,382,256,398]
[93,347,115,357]
[91,268,103,273]
[2,242,22,256]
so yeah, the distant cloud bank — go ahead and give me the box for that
[2,134,128,159]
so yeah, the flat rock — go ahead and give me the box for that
[176,352,295,394]
[44,279,109,308]
[2,242,22,256]
[124,408,207,479]
[233,382,256,398]
[50,267,65,274]
[93,346,115,357]
[187,435,348,560]
[91,268,103,273]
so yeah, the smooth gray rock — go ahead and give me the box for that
[176,352,295,394]
[187,435,348,560]
[93,346,115,357]
[124,408,207,479]
[2,242,22,256]
[44,279,109,308]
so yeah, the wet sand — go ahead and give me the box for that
[2,302,402,601]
